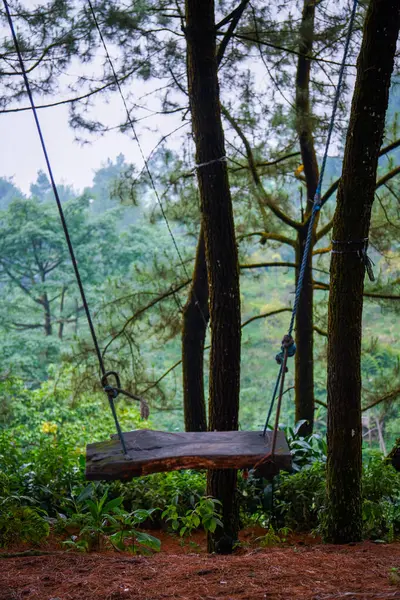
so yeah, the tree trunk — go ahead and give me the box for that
[58,285,66,340]
[74,298,79,333]
[185,0,242,554]
[181,3,248,433]
[182,225,208,432]
[294,230,315,435]
[325,0,400,544]
[42,293,52,336]
[387,437,400,471]
[294,0,320,436]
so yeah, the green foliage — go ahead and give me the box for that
[0,372,146,516]
[0,473,49,547]
[273,463,326,532]
[62,489,160,553]
[285,421,328,470]
[110,469,206,517]
[162,496,223,538]
[255,525,292,547]
[0,506,50,548]
[362,456,400,542]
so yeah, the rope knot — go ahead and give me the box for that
[103,384,119,399]
[101,371,121,399]
[275,335,296,369]
[101,370,150,421]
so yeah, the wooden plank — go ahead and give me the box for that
[85,429,292,481]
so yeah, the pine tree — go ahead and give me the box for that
[325,0,400,543]
[185,0,241,553]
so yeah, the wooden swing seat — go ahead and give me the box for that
[85,429,292,481]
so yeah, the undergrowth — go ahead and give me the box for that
[1,387,399,549]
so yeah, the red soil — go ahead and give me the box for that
[1,532,400,600]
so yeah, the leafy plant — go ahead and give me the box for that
[256,525,292,547]
[361,456,400,541]
[285,421,327,471]
[0,472,50,547]
[273,462,326,532]
[0,506,50,547]
[162,496,223,539]
[107,509,161,554]
[111,470,206,518]
[63,490,160,553]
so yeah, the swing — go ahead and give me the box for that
[86,429,291,481]
[3,0,357,484]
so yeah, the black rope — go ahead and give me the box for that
[3,0,128,455]
[87,0,208,329]
[331,238,375,282]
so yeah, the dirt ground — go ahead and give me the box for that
[1,531,400,600]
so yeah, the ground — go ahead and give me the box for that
[1,531,400,600]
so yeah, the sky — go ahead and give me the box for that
[0,3,187,196]
[0,0,359,196]
[0,90,186,195]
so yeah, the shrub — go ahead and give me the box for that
[362,455,400,541]
[273,462,326,532]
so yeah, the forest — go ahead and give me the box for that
[1,0,400,598]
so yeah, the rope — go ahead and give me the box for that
[87,0,208,329]
[331,239,375,282]
[263,0,359,439]
[3,0,130,455]
[195,156,227,170]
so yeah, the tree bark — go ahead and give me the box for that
[185,0,242,554]
[58,285,66,340]
[182,225,208,432]
[294,0,319,436]
[42,292,52,336]
[387,437,400,471]
[325,0,400,544]
[181,3,248,433]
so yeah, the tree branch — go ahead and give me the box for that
[362,386,400,412]
[229,151,301,174]
[10,322,43,330]
[241,307,292,328]
[240,261,297,270]
[313,244,331,255]
[231,32,357,68]
[216,0,251,64]
[316,162,400,242]
[376,164,400,188]
[221,105,302,230]
[313,325,328,337]
[0,62,156,114]
[238,231,297,248]
[102,279,191,356]
[0,36,70,77]
[313,280,400,301]
[139,307,292,395]
[319,138,400,211]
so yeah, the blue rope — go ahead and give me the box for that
[264,0,359,433]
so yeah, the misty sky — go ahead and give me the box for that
[0,90,187,194]
[0,0,356,196]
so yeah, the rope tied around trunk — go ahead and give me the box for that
[195,156,228,170]
[331,238,375,281]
